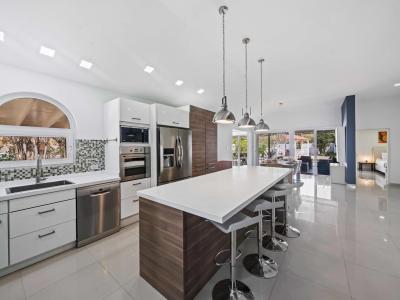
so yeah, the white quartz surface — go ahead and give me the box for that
[0,171,120,201]
[137,166,291,223]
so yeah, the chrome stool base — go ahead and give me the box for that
[275,224,301,238]
[263,235,288,252]
[212,279,254,300]
[243,254,278,279]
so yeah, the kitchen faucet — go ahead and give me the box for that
[36,155,47,184]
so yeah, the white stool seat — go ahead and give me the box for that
[246,199,276,212]
[212,212,260,234]
[262,188,290,199]
[274,182,304,190]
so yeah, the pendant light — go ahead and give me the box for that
[238,38,256,128]
[255,58,270,132]
[213,6,235,124]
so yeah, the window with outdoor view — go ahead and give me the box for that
[0,97,71,162]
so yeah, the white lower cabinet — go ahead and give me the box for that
[121,178,150,219]
[10,219,76,265]
[121,197,139,219]
[9,199,76,238]
[0,214,8,269]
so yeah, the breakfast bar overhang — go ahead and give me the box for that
[137,166,291,300]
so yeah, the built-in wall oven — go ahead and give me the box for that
[120,146,151,182]
[120,125,149,144]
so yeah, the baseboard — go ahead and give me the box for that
[121,214,139,227]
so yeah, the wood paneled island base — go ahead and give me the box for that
[139,197,230,300]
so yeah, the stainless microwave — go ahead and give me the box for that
[120,125,149,144]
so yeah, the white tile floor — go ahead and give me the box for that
[1,172,400,300]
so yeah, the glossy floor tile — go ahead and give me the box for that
[0,173,399,300]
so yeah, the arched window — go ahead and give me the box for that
[0,94,75,167]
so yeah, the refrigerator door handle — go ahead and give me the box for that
[160,144,164,173]
[179,136,184,166]
[175,137,181,167]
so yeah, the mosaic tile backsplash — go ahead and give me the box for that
[0,139,106,181]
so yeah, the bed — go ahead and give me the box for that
[375,152,388,175]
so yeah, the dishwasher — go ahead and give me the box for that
[76,181,121,247]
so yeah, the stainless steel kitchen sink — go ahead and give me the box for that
[6,180,74,194]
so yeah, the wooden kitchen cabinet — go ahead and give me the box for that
[189,106,218,176]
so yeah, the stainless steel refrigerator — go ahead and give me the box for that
[157,126,192,184]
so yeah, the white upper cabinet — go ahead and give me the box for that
[120,98,150,125]
[156,104,189,128]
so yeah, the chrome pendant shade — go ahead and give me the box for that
[213,6,235,124]
[255,58,270,133]
[254,118,270,132]
[238,38,255,129]
[213,96,236,124]
[238,112,256,128]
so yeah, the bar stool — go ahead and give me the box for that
[273,181,303,238]
[243,199,278,279]
[262,189,289,252]
[211,212,260,300]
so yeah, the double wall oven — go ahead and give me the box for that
[120,146,151,182]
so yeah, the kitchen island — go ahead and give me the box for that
[137,166,291,300]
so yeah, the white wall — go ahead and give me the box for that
[217,124,233,161]
[356,129,388,163]
[262,101,342,132]
[0,63,124,139]
[356,96,400,184]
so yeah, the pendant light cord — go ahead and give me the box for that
[221,8,226,102]
[260,59,263,117]
[245,41,248,112]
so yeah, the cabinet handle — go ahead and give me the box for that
[132,199,139,202]
[38,230,56,239]
[38,208,56,215]
[131,117,142,121]
[172,121,180,125]
[90,190,111,197]
[132,183,142,186]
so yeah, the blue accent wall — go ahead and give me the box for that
[341,95,356,184]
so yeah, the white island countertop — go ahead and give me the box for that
[138,166,291,223]
[0,171,120,202]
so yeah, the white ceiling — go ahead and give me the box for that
[1,0,399,116]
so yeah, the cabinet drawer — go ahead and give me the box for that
[10,220,76,265]
[10,199,76,238]
[121,178,150,200]
[121,197,139,219]
[9,189,75,212]
[0,214,8,269]
[0,201,7,214]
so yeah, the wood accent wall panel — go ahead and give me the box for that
[189,106,218,176]
[205,110,218,174]
[190,106,206,177]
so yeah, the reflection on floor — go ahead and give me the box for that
[1,174,400,300]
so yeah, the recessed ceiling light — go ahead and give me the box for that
[39,46,55,58]
[197,89,205,94]
[79,59,93,70]
[0,31,4,42]
[379,215,385,220]
[394,83,400,87]
[175,80,184,86]
[144,65,154,73]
